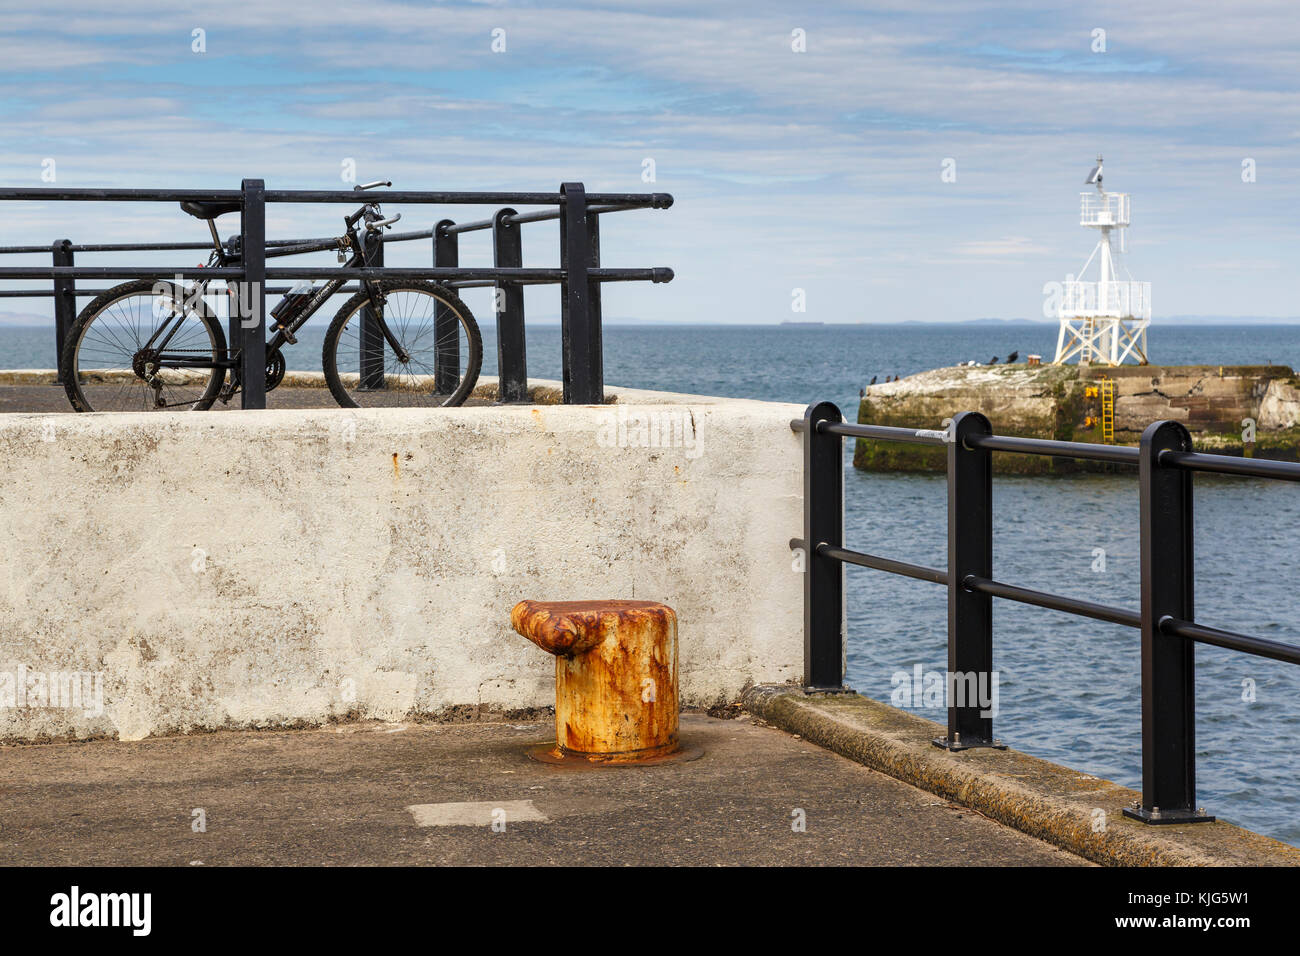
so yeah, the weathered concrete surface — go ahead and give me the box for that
[855,363,1300,472]
[744,685,1300,866]
[0,714,1086,865]
[0,397,803,741]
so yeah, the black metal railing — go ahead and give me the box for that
[790,401,1300,825]
[0,180,674,407]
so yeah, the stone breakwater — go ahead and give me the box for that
[854,364,1300,474]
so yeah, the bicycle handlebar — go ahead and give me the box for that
[353,180,392,191]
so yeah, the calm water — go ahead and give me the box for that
[4,320,1299,845]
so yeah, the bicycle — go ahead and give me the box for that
[60,180,483,412]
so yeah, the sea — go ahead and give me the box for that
[3,319,1298,846]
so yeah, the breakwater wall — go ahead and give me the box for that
[855,364,1300,473]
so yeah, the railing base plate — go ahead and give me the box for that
[1122,806,1216,825]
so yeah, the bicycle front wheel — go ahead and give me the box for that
[322,280,482,408]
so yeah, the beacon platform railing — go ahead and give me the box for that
[1059,279,1151,319]
[790,402,1300,825]
[0,180,674,407]
[1079,191,1129,226]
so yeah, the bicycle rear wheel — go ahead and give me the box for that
[322,280,482,408]
[61,278,228,412]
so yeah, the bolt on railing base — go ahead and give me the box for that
[932,734,1007,753]
[1122,805,1216,825]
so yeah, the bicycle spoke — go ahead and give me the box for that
[329,286,477,407]
[69,282,223,412]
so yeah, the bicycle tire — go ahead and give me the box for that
[61,278,229,413]
[321,280,483,408]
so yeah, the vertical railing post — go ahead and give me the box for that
[238,179,267,410]
[492,208,528,403]
[358,231,385,390]
[559,181,601,404]
[937,411,1002,750]
[51,240,75,383]
[1125,420,1214,824]
[433,219,461,396]
[587,209,603,394]
[801,401,844,690]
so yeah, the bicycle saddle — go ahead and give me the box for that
[179,200,241,220]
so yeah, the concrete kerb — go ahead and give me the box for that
[0,369,735,408]
[743,684,1300,866]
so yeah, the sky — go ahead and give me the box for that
[0,0,1296,325]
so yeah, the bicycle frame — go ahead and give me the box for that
[143,220,402,392]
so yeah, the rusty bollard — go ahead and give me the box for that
[511,600,680,763]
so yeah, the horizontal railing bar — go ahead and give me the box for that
[592,267,675,283]
[1160,616,1300,665]
[264,267,563,281]
[262,266,672,282]
[966,432,1141,464]
[264,285,357,295]
[442,203,640,235]
[507,202,637,225]
[0,266,671,287]
[0,241,215,254]
[0,266,243,279]
[448,279,559,289]
[796,416,1296,480]
[0,189,243,202]
[438,219,491,236]
[264,238,341,258]
[816,543,949,586]
[0,231,436,257]
[264,190,672,207]
[963,574,1141,628]
[0,285,369,298]
[791,419,951,445]
[1159,449,1300,482]
[0,188,673,208]
[377,228,436,243]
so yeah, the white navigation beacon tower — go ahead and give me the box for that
[1052,155,1151,365]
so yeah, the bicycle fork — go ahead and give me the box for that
[361,281,411,364]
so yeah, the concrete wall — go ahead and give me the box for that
[0,396,805,741]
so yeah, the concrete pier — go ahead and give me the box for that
[0,372,1290,866]
[0,713,1084,866]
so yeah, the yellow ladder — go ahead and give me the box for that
[1100,377,1115,444]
